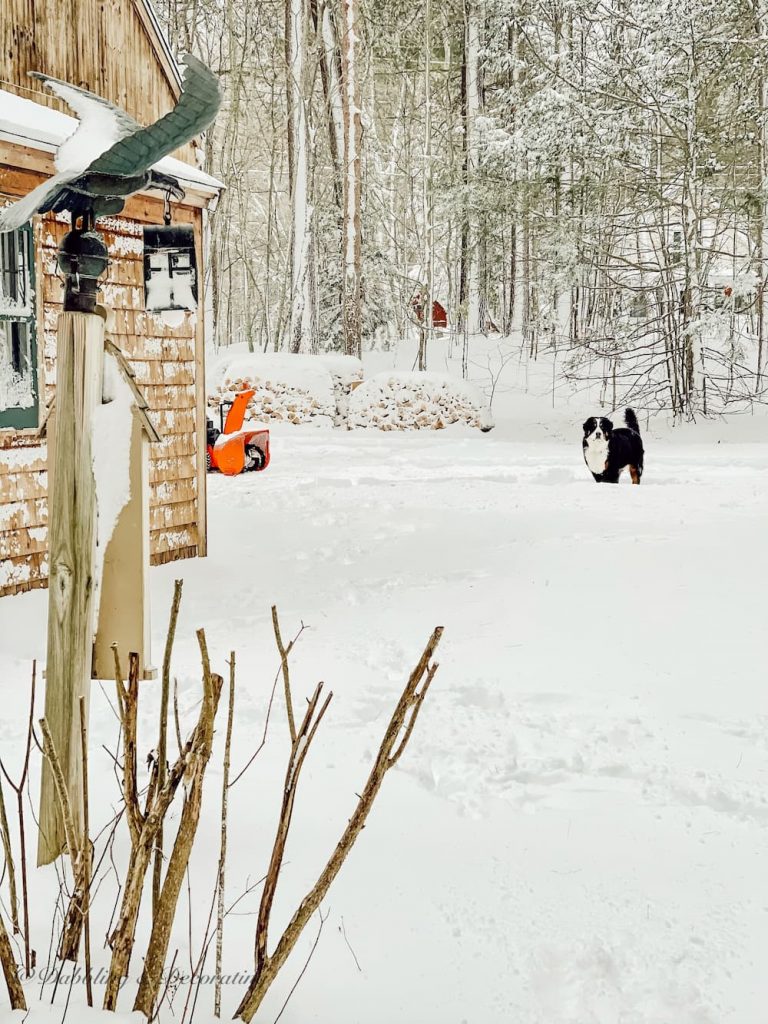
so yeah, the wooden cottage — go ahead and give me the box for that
[0,0,221,597]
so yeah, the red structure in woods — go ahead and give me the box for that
[412,293,448,328]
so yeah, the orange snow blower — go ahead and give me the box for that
[206,389,270,476]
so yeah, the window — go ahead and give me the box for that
[0,225,38,429]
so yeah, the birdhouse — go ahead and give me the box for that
[143,224,198,312]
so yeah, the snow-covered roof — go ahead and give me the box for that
[0,88,223,199]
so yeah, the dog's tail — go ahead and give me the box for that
[624,408,640,434]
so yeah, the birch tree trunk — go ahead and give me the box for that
[315,0,345,210]
[681,32,704,415]
[288,0,317,353]
[340,0,363,358]
[465,0,482,336]
[419,0,434,371]
[753,0,767,387]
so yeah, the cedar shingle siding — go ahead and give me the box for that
[0,0,212,597]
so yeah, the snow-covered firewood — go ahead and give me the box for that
[208,351,363,425]
[348,371,493,431]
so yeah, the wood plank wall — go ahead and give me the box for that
[0,0,196,164]
[0,172,206,598]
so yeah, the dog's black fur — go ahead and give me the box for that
[582,408,644,484]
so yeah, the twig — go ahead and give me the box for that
[272,607,296,743]
[215,651,236,1017]
[150,947,178,1024]
[181,876,268,1024]
[154,580,183,917]
[0,911,25,1010]
[104,644,199,1011]
[251,681,333,987]
[38,721,80,866]
[272,910,327,1024]
[0,777,18,935]
[235,627,443,1022]
[339,917,362,972]
[132,631,224,1017]
[0,661,37,973]
[229,621,305,788]
[79,698,93,1007]
[39,717,88,963]
[173,679,183,756]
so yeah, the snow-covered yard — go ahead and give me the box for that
[1,419,767,1023]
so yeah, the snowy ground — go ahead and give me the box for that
[1,348,768,1023]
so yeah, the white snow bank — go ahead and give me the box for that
[2,422,768,1022]
[91,353,134,614]
[210,352,333,404]
[315,352,364,384]
[0,1008,144,1024]
[209,351,364,425]
[349,371,494,431]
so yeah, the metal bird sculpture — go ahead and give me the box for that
[0,53,221,232]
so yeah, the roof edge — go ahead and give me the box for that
[131,0,184,97]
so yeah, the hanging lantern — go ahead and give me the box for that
[143,224,198,313]
[58,220,109,314]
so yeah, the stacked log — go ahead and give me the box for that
[348,373,493,432]
[209,376,331,424]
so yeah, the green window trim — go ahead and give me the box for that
[0,224,39,431]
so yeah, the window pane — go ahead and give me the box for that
[0,321,36,410]
[0,226,37,429]
[0,229,31,315]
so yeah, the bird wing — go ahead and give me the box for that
[0,56,217,232]
[0,77,140,231]
[28,73,141,178]
[0,173,70,232]
[89,54,221,177]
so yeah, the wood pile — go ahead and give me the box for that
[209,354,364,425]
[209,376,334,424]
[348,373,494,431]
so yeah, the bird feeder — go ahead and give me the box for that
[143,223,198,312]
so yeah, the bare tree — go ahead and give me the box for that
[0,914,25,1011]
[340,0,364,356]
[234,624,443,1021]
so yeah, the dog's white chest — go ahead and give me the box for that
[584,437,608,475]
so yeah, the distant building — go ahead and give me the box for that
[608,199,756,321]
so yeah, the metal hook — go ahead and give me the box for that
[163,192,172,226]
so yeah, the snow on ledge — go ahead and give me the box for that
[0,88,223,197]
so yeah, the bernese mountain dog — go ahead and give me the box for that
[582,409,644,484]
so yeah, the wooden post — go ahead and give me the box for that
[38,311,105,867]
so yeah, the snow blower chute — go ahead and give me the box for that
[206,389,270,475]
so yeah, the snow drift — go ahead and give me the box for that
[209,351,363,425]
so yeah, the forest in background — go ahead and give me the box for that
[156,0,768,418]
